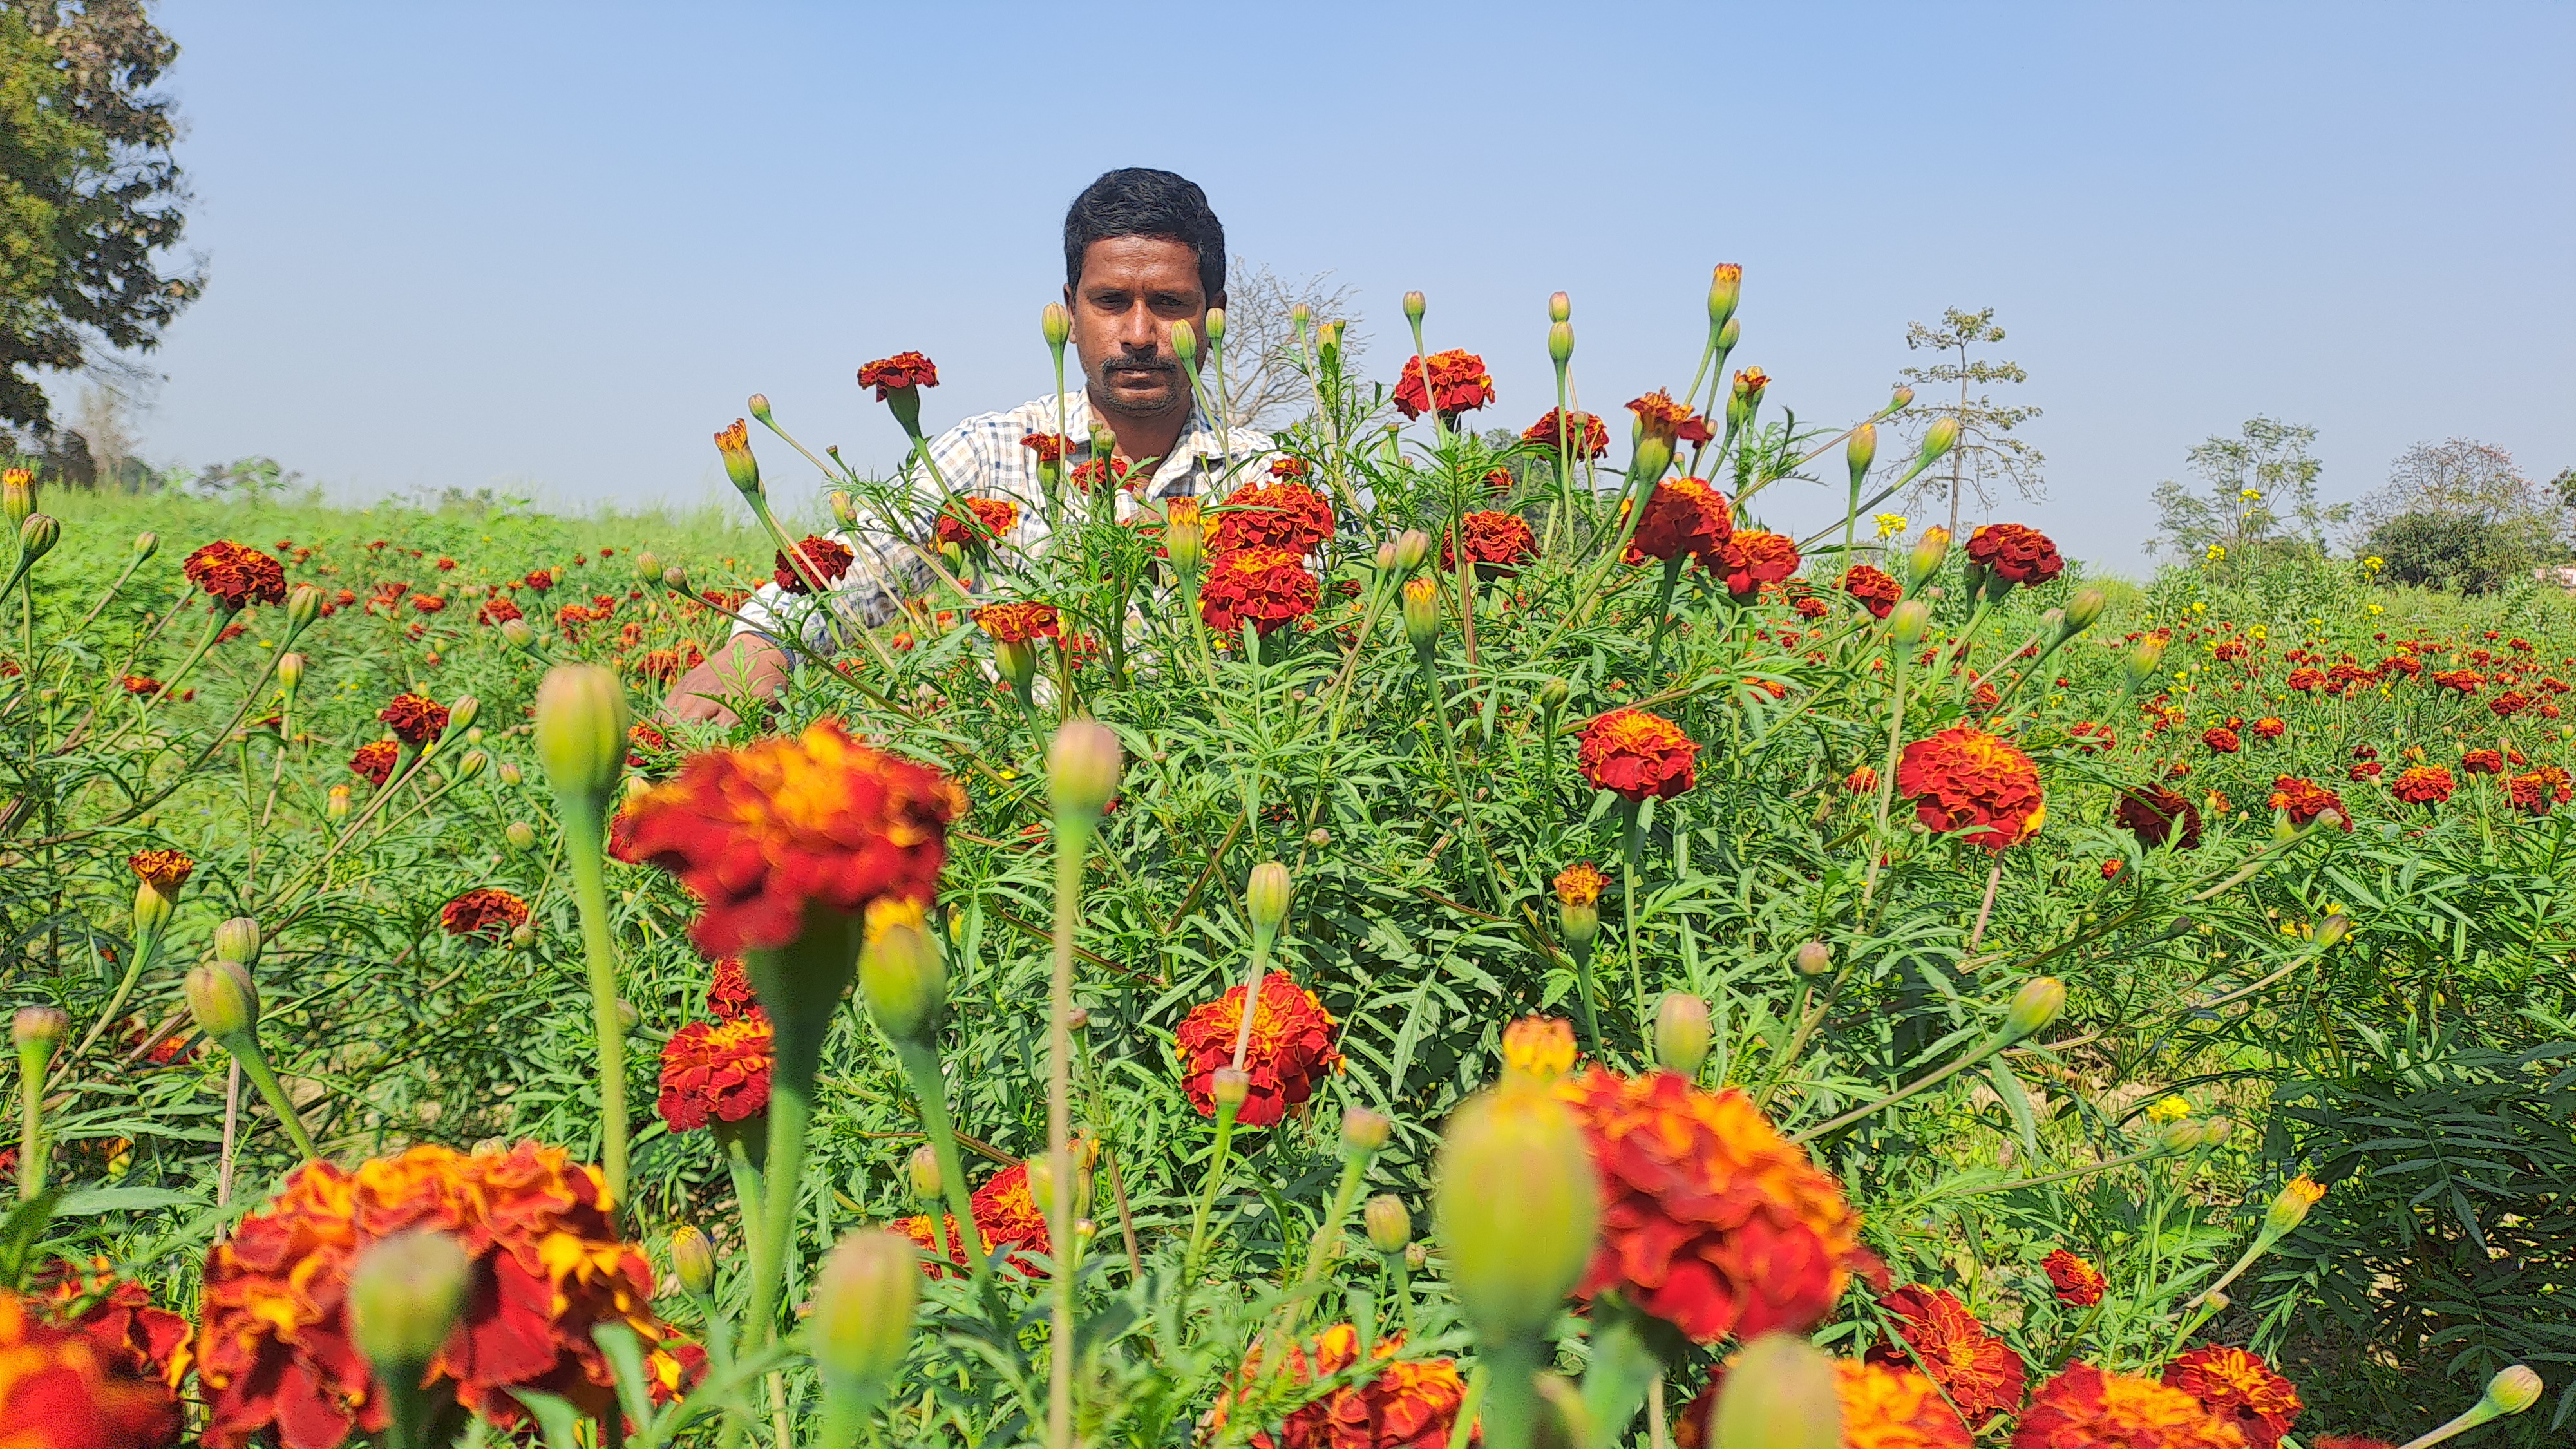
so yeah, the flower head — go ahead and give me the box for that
[857,351,939,399]
[1553,862,1608,908]
[2267,776,2349,831]
[1200,547,1320,636]
[2041,1249,2106,1307]
[1210,481,1335,555]
[0,1287,182,1448]
[1392,350,1494,420]
[1627,390,1714,446]
[2115,785,2204,851]
[1173,974,1343,1127]
[184,540,289,611]
[32,1255,193,1388]
[2247,717,2285,742]
[1020,431,1072,464]
[1842,564,1902,619]
[1523,408,1609,459]
[2163,1345,2301,1449]
[1965,524,2065,588]
[379,693,450,748]
[1895,728,2045,851]
[934,497,1019,549]
[1502,1016,1577,1082]
[1579,709,1700,802]
[126,850,193,892]
[773,535,856,594]
[1209,1325,1475,1449]
[974,601,1061,644]
[656,1016,775,1131]
[2461,748,2505,775]
[349,740,400,787]
[2202,726,2241,755]
[1440,511,1537,574]
[2013,1361,2247,1449]
[2506,765,2573,815]
[707,956,759,1022]
[899,1162,1052,1277]
[611,721,963,958]
[2389,764,2454,806]
[1870,1284,2028,1425]
[440,888,529,940]
[1555,1068,1868,1342]
[1623,477,1733,565]
[1730,365,1770,401]
[1069,455,1132,494]
[1714,529,1800,598]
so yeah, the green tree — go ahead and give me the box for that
[0,1,198,435]
[2357,439,2561,594]
[2148,416,2347,575]
[1891,306,2043,537]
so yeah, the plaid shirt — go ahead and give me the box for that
[733,390,1271,647]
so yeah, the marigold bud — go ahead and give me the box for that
[2308,810,2344,834]
[2159,1119,2206,1153]
[1906,527,1951,587]
[714,419,761,497]
[1846,422,1877,486]
[670,1226,715,1295]
[2202,1117,2234,1146]
[1548,321,1573,365]
[1,467,30,525]
[533,664,629,817]
[1169,319,1197,365]
[348,1229,471,1377]
[2061,586,2107,635]
[2264,1175,2325,1235]
[509,923,536,949]
[2003,976,2065,1039]
[276,652,307,695]
[2482,1365,2543,1417]
[2313,914,2350,949]
[858,898,945,1045]
[906,1144,941,1201]
[132,878,175,937]
[327,784,352,820]
[1918,415,1960,466]
[504,820,536,852]
[810,1229,920,1394]
[1401,576,1440,652]
[1211,1066,1250,1110]
[1290,302,1312,328]
[1164,497,1206,577]
[453,750,488,781]
[1049,717,1122,819]
[1559,898,1598,954]
[1374,540,1397,571]
[1434,1083,1597,1347]
[1888,599,1931,649]
[1712,1333,1841,1449]
[747,393,772,423]
[17,513,58,562]
[498,761,522,786]
[662,564,690,592]
[1204,307,1226,345]
[1888,385,1915,413]
[441,694,480,741]
[2126,634,2168,685]
[1364,1193,1412,1253]
[1547,291,1571,324]
[1246,860,1291,930]
[13,1005,68,1052]
[1393,529,1431,572]
[636,550,661,584]
[213,916,262,967]
[992,638,1037,698]
[1707,263,1743,332]
[1342,1106,1391,1153]
[281,583,319,633]
[185,960,259,1041]
[1537,677,1569,714]
[1024,1157,1056,1215]
[1403,290,1426,323]
[500,618,536,651]
[1795,940,1833,976]
[1654,992,1711,1077]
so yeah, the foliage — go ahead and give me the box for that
[2150,416,2349,571]
[1890,305,2043,536]
[2358,439,2564,594]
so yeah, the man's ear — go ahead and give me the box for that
[1063,281,1075,308]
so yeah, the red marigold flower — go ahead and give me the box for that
[2491,690,2533,717]
[478,596,523,625]
[1173,974,1343,1127]
[33,1255,193,1389]
[2347,761,2383,781]
[407,594,446,614]
[1623,477,1733,565]
[2461,748,2504,774]
[379,692,450,748]
[610,721,963,958]
[0,1287,181,1447]
[707,956,759,1021]
[2067,722,2116,754]
[2041,1249,2106,1307]
[2202,726,2241,755]
[656,1016,775,1132]
[1842,564,1901,618]
[1020,431,1072,464]
[440,887,529,939]
[183,540,289,611]
[524,567,555,592]
[2114,786,2202,851]
[1209,480,1335,555]
[1555,1068,1870,1342]
[898,1161,1052,1278]
[974,601,1061,644]
[2247,717,2285,741]
[1553,861,1609,907]
[2013,1361,2246,1449]
[1794,595,1830,620]
[1391,349,1495,420]
[1714,529,1800,598]
[1579,709,1700,802]
[126,850,194,891]
[119,674,162,696]
[773,535,856,594]
[1869,1284,2027,1424]
[1964,523,2064,589]
[1209,1324,1476,1449]
[2163,1345,2301,1449]
[1895,728,2045,851]
[1846,765,1879,793]
[2388,764,2454,806]
[1627,390,1714,446]
[348,740,400,787]
[1522,408,1610,459]
[857,350,939,398]
[1069,455,1132,494]
[934,497,1019,549]
[1439,511,1537,574]
[1200,547,1321,636]
[2286,668,2325,692]
[1676,1359,1970,1449]
[2430,668,2482,694]
[194,1143,674,1449]
[2268,776,2349,831]
[2507,765,2574,815]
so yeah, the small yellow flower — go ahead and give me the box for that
[2239,488,2262,502]
[2366,603,2384,616]
[2363,555,2384,571]
[1873,512,1908,540]
[2190,601,2208,613]
[2249,624,2268,641]
[2204,544,2228,563]
[2148,1095,2192,1124]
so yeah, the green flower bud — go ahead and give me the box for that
[533,665,629,818]
[1040,302,1072,348]
[131,878,175,938]
[1918,415,1960,466]
[636,550,662,585]
[327,784,352,820]
[748,393,773,423]
[2125,635,2168,685]
[1888,600,1931,649]
[1547,291,1571,324]
[1795,940,1833,976]
[453,749,488,780]
[1846,423,1877,486]
[1434,1083,1597,1347]
[1402,290,1426,324]
[906,1144,941,1202]
[1211,1067,1250,1110]
[808,1229,920,1396]
[662,564,690,592]
[1707,263,1742,331]
[2313,913,2351,948]
[1341,1106,1391,1153]
[1906,526,1951,587]
[2482,1365,2543,1417]
[1537,677,1569,714]
[1559,900,1599,954]
[1711,1333,1841,1449]
[2003,977,2065,1039]
[1716,317,1740,352]
[1888,385,1915,413]
[185,960,259,1041]
[1548,321,1573,366]
[131,530,157,561]
[1290,302,1312,328]
[500,618,536,652]
[13,1005,68,1052]
[1393,529,1431,572]
[994,637,1037,697]
[1247,861,1291,931]
[276,652,307,694]
[509,923,536,949]
[1204,307,1226,345]
[18,513,58,562]
[670,1226,715,1296]
[504,821,537,853]
[1364,1193,1411,1253]
[1169,319,1197,365]
[2061,586,2107,635]
[347,1229,472,1377]
[1048,718,1123,819]
[1024,1157,1057,1215]
[497,762,522,786]
[286,583,321,633]
[858,900,946,1044]
[2159,1119,2206,1153]
[1654,992,1712,1078]
[2201,1117,2235,1146]
[2263,1176,2324,1235]
[213,916,262,967]
[1401,577,1439,653]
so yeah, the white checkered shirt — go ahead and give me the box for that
[732,390,1273,647]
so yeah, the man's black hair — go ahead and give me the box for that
[1063,168,1226,301]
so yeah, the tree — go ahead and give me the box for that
[2148,417,2347,572]
[0,2,200,436]
[2356,439,2561,594]
[1891,306,2043,536]
[1212,259,1363,432]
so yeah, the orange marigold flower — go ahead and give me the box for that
[33,1256,193,1389]
[1623,477,1733,566]
[409,593,446,613]
[1964,523,2064,588]
[2247,717,2285,741]
[2267,776,2349,831]
[194,1143,672,1449]
[1173,974,1343,1127]
[2389,764,2453,805]
[2461,748,2504,775]
[440,888,529,939]
[974,601,1061,644]
[773,535,856,594]
[1627,390,1714,446]
[898,1161,1052,1278]
[1269,455,1310,480]
[0,1287,182,1448]
[935,497,1019,549]
[707,956,759,1021]
[1200,547,1320,636]
[1842,564,1901,619]
[183,540,289,611]
[2041,1249,2105,1307]
[1522,408,1609,459]
[1895,728,2045,851]
[1209,480,1335,555]
[1209,1324,1477,1449]
[2506,765,2573,815]
[1714,529,1800,598]
[1502,1016,1577,1081]
[348,740,399,787]
[1869,1284,2027,1425]
[126,850,194,891]
[2202,726,2241,755]
[524,567,554,592]
[656,1016,775,1131]
[1439,511,1537,574]
[1021,431,1072,464]
[119,674,162,696]
[2430,668,2482,694]
[2286,667,2325,692]
[611,721,963,958]
[857,350,938,397]
[2491,690,2533,717]
[1845,764,1879,793]
[1069,454,1132,494]
[1555,1068,1868,1342]
[2012,1361,2247,1449]
[379,692,450,748]
[1553,862,1608,908]
[478,596,522,625]
[1392,349,1495,420]
[1579,708,1699,802]
[2163,1346,2301,1449]
[1730,365,1770,401]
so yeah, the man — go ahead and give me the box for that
[666,167,1267,724]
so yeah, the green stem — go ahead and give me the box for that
[228,1036,321,1161]
[1620,800,1647,1035]
[1184,1103,1243,1275]
[892,1039,1001,1313]
[562,800,630,1211]
[15,1039,50,1197]
[66,923,159,1068]
[1046,811,1094,1449]
[1475,1343,1542,1449]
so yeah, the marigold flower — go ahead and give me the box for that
[1069,455,1132,494]
[1714,529,1800,598]
[440,888,530,939]
[656,1016,775,1131]
[1522,408,1610,458]
[2285,667,2325,692]
[2430,668,2482,694]
[33,1256,193,1388]
[2041,1249,2106,1307]
[1209,1324,1475,1449]
[707,956,759,1021]
[974,601,1061,644]
[1553,862,1608,907]
[1730,365,1770,401]
[2506,765,2573,815]
[524,567,555,592]
[2461,748,2505,775]
[935,497,1019,549]
[1269,455,1310,480]
[1845,765,1879,793]
[1869,1284,2027,1425]
[1502,1016,1577,1081]
[1439,511,1537,574]
[1964,524,2064,589]
[2389,764,2454,805]
[349,740,400,787]
[1676,1358,1971,1449]
[1842,564,1901,619]
[1623,477,1733,565]
[2267,776,2349,831]
[1627,390,1714,446]
[0,1287,182,1448]
[2490,690,2533,717]
[1200,547,1321,636]
[1173,974,1343,1128]
[478,596,522,626]
[2202,727,2241,755]
[1392,349,1495,419]
[126,850,194,891]
[194,1143,672,1449]
[611,721,963,958]
[379,692,450,748]
[184,540,289,611]
[2163,1345,2301,1449]
[898,1161,1052,1277]
[857,350,938,398]
[1020,431,1071,464]
[1895,728,2045,851]
[1579,709,1700,802]
[119,674,162,697]
[773,535,856,594]
[2247,717,2284,741]
[1209,480,1335,555]
[2014,1361,2246,1449]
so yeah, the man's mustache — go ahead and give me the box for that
[1104,357,1175,374]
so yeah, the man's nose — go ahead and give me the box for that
[1115,302,1164,351]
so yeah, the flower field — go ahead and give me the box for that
[3,279,2572,1449]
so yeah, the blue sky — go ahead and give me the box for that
[112,1,2576,572]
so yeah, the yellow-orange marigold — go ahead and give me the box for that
[1578,709,1699,802]
[2011,1362,2248,1449]
[126,851,193,891]
[1552,862,1607,907]
[1210,1324,1478,1449]
[1895,728,2045,851]
[1173,974,1343,1127]
[0,1287,182,1449]
[2162,1346,2301,1449]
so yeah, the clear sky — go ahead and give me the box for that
[108,1,2576,573]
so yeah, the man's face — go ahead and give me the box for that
[1066,236,1215,421]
